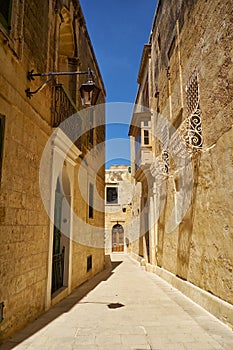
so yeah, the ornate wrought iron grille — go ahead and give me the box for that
[52,84,78,127]
[179,107,202,152]
[161,122,169,174]
[52,248,65,294]
[161,149,169,174]
[186,70,199,115]
[150,124,169,182]
[181,70,203,152]
[150,151,169,183]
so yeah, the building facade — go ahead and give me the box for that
[105,165,134,255]
[129,0,233,326]
[0,0,106,341]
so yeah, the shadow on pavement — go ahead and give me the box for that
[107,302,125,309]
[0,256,122,350]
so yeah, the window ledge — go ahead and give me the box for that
[0,26,20,60]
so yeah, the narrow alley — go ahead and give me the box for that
[1,254,233,350]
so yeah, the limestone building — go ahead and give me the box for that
[105,165,134,255]
[0,0,106,341]
[129,0,233,326]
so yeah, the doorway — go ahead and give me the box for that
[52,174,71,294]
[112,224,124,252]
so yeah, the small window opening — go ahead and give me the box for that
[106,187,118,204]
[89,183,94,218]
[87,255,92,272]
[144,130,149,145]
[0,1,12,30]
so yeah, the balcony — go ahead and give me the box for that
[52,84,82,150]
[52,84,78,127]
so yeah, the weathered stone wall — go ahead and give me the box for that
[189,127,233,304]
[72,154,105,289]
[23,0,49,73]
[105,166,134,254]
[0,0,53,339]
[0,0,105,342]
[150,0,233,307]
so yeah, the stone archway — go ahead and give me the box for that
[112,224,124,252]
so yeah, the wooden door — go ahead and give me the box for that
[112,224,124,252]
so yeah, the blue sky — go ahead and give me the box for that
[79,0,157,168]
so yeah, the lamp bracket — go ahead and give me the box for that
[25,68,94,98]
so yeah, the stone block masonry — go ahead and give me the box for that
[0,0,106,342]
[129,0,233,327]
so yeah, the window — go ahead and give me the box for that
[0,1,24,59]
[144,121,148,126]
[143,130,149,145]
[0,1,12,30]
[87,255,92,272]
[106,187,118,204]
[0,116,5,182]
[88,183,94,218]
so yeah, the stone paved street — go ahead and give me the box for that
[1,254,233,350]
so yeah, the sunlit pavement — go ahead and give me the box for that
[1,253,233,350]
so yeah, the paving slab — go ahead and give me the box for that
[1,253,233,350]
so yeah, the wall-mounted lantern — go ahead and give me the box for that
[79,73,100,107]
[25,68,100,107]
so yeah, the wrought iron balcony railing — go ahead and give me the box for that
[52,84,83,150]
[52,84,78,127]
